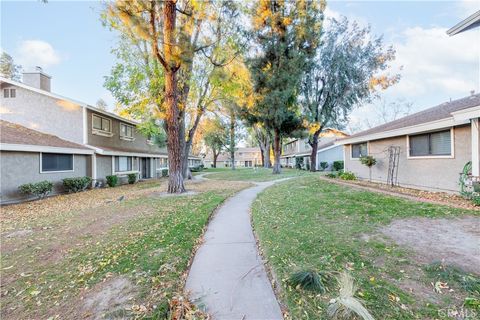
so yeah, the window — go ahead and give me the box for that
[351,143,368,158]
[3,88,9,98]
[41,153,74,172]
[10,88,16,98]
[409,130,451,157]
[92,114,111,133]
[120,123,134,139]
[115,156,133,172]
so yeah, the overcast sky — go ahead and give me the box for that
[1,0,479,133]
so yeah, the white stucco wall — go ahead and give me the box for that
[0,84,84,144]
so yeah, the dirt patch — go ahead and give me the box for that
[4,229,33,238]
[81,276,137,319]
[380,216,480,274]
[149,190,198,198]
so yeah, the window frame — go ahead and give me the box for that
[92,114,113,137]
[3,88,10,98]
[350,142,368,160]
[407,128,455,159]
[113,156,134,173]
[9,88,16,98]
[119,123,135,141]
[40,153,75,173]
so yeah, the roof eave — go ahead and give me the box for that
[447,10,480,36]
[336,117,470,145]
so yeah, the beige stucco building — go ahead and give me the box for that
[0,69,201,203]
[280,129,348,170]
[338,94,480,193]
[204,147,262,168]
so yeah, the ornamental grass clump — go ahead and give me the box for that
[327,272,375,320]
[289,270,330,293]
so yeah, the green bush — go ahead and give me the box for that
[333,160,344,171]
[325,173,337,178]
[106,175,118,187]
[295,157,304,170]
[339,171,356,180]
[472,194,480,206]
[19,180,53,199]
[319,162,328,171]
[62,176,92,193]
[127,173,137,184]
[190,166,202,172]
[161,168,169,177]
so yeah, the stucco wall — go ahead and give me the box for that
[0,151,89,204]
[86,110,167,154]
[0,84,84,144]
[96,155,113,183]
[344,125,471,193]
[317,146,343,171]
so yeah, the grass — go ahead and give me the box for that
[251,176,479,319]
[205,167,313,182]
[1,179,248,319]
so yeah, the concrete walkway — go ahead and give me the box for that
[185,180,284,320]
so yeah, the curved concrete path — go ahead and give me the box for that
[185,180,285,320]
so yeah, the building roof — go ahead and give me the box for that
[447,10,480,36]
[338,94,480,145]
[0,76,139,126]
[204,147,262,162]
[0,120,93,153]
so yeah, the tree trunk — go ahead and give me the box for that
[213,152,218,168]
[309,130,320,172]
[260,148,265,167]
[230,110,236,170]
[164,0,185,193]
[272,128,281,174]
[264,139,271,168]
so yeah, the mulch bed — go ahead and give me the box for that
[320,176,479,211]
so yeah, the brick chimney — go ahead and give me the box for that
[22,66,51,92]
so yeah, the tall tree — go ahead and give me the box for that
[105,1,243,185]
[105,1,233,192]
[300,16,399,171]
[0,52,21,81]
[248,0,324,174]
[95,98,108,111]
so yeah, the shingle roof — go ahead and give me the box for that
[347,94,480,140]
[0,120,91,150]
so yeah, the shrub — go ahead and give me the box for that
[161,168,169,177]
[339,171,356,180]
[295,157,304,170]
[333,160,344,171]
[62,176,92,193]
[106,175,118,187]
[319,162,328,171]
[472,194,480,206]
[360,156,377,182]
[127,173,137,184]
[190,166,202,172]
[325,173,337,178]
[19,180,53,199]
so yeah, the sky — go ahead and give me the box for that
[1,0,479,133]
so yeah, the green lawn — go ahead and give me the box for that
[204,167,313,182]
[251,176,479,319]
[1,179,247,319]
